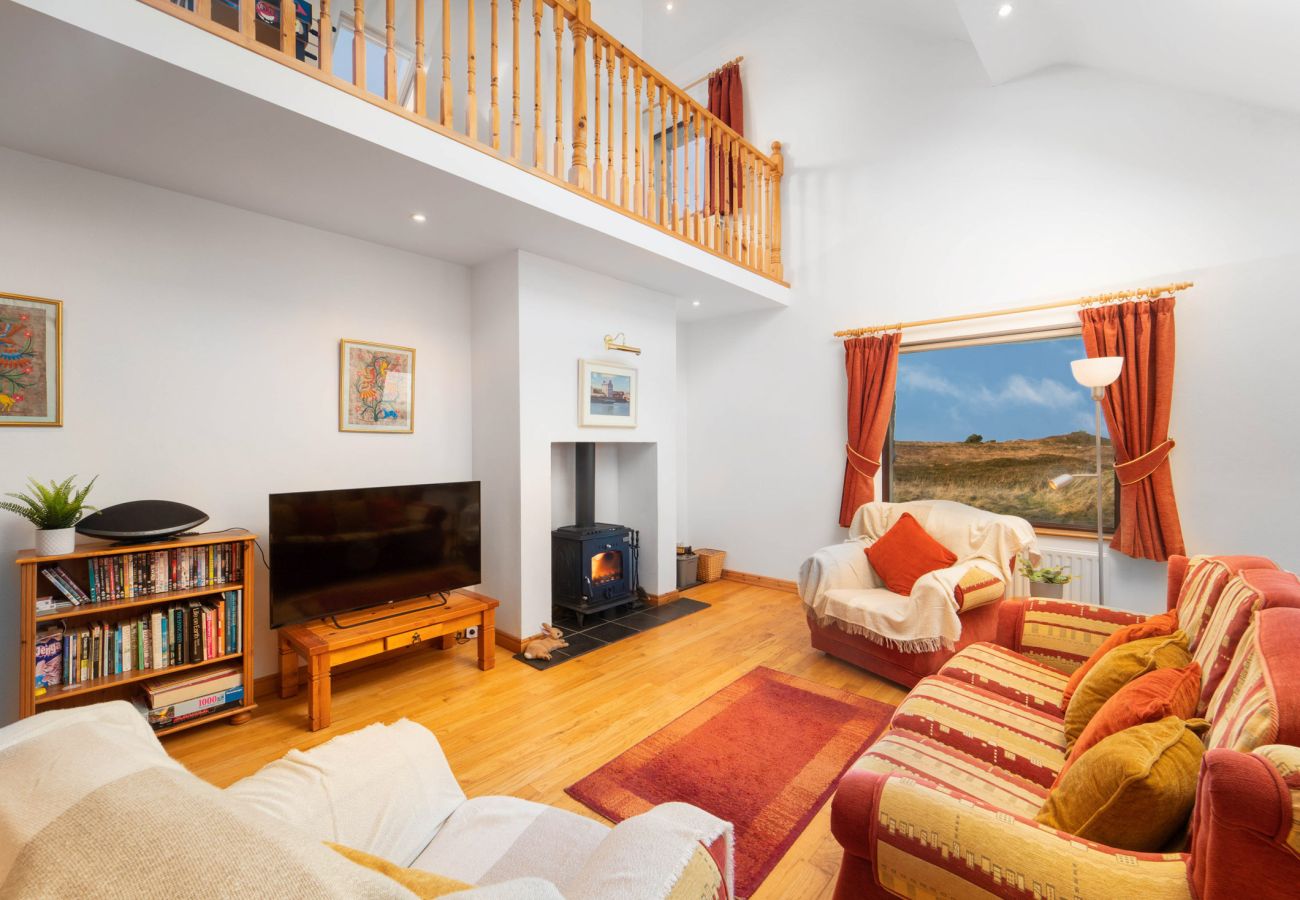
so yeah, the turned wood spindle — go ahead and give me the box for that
[490,0,501,150]
[414,0,427,115]
[318,0,331,74]
[532,0,543,168]
[510,0,521,159]
[280,0,295,56]
[553,4,564,177]
[568,1,591,190]
[592,39,603,196]
[384,0,397,102]
[352,0,365,90]
[441,0,453,126]
[769,140,784,280]
[633,64,643,216]
[606,46,615,201]
[670,93,680,233]
[658,83,668,225]
[466,0,478,140]
[619,54,630,209]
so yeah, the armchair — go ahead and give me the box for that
[800,500,1037,686]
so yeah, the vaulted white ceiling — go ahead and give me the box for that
[639,0,1300,119]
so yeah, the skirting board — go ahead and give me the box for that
[644,589,680,607]
[495,629,546,655]
[721,569,798,594]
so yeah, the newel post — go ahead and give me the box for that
[568,0,592,190]
[770,140,784,281]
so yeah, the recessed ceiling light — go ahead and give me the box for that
[998,3,1014,17]
[411,212,427,223]
[692,300,700,307]
[665,2,673,10]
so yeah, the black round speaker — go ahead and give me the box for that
[76,501,210,543]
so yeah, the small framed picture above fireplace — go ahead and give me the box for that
[579,358,637,428]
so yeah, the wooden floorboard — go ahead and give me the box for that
[166,580,908,899]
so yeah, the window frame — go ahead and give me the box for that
[881,324,1120,537]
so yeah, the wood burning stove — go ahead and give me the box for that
[552,443,639,625]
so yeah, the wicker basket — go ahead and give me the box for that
[695,548,726,583]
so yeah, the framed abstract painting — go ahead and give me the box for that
[339,339,415,433]
[579,358,637,428]
[0,292,62,427]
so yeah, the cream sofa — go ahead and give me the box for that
[0,701,733,899]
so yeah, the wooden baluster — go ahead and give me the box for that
[196,0,211,19]
[318,0,332,74]
[658,83,668,225]
[694,105,704,244]
[633,64,643,216]
[568,1,590,189]
[552,4,564,177]
[619,54,630,209]
[733,137,743,258]
[670,94,680,233]
[749,152,757,268]
[712,121,722,250]
[240,0,255,38]
[769,140,783,280]
[490,0,501,150]
[591,39,602,197]
[441,0,453,126]
[606,46,615,201]
[532,0,543,168]
[763,162,773,274]
[414,0,427,115]
[466,0,477,139]
[352,1,366,90]
[280,0,294,55]
[511,0,521,159]
[384,0,397,102]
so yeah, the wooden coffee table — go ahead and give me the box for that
[278,589,498,731]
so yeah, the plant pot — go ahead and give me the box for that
[34,527,76,557]
[1029,581,1065,599]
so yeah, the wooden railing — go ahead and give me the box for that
[142,0,785,282]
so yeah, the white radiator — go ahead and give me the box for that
[1013,545,1104,606]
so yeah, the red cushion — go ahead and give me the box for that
[1055,662,1201,786]
[1061,610,1179,706]
[865,513,957,596]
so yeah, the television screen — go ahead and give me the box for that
[268,481,481,628]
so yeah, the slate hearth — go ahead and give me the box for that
[514,597,710,670]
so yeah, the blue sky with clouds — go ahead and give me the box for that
[894,336,1106,442]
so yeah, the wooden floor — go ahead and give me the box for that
[167,579,908,899]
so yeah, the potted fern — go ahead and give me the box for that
[2,476,98,556]
[1019,555,1074,599]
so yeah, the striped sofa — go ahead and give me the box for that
[829,554,1300,900]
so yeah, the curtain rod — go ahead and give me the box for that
[833,282,1194,339]
[680,56,744,93]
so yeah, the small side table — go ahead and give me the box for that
[278,589,498,731]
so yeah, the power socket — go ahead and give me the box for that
[464,626,480,639]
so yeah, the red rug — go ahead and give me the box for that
[565,666,894,897]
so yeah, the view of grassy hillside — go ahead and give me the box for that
[890,431,1116,530]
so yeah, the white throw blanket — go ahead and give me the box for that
[799,500,1039,653]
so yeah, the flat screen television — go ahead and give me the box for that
[268,481,481,628]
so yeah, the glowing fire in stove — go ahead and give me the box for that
[591,550,623,585]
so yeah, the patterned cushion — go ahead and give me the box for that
[1017,599,1146,673]
[851,730,1048,818]
[1252,745,1300,856]
[889,676,1068,788]
[1175,555,1277,652]
[938,642,1068,716]
[953,566,1004,611]
[1192,573,1268,715]
[1205,608,1300,752]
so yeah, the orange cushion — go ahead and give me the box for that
[865,513,958,596]
[1061,610,1179,706]
[1055,662,1201,785]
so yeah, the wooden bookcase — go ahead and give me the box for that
[16,530,257,736]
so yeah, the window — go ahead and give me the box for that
[884,328,1117,533]
[332,16,417,106]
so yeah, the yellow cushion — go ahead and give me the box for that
[1064,630,1191,748]
[1036,716,1208,851]
[327,843,473,898]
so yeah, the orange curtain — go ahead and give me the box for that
[707,62,744,214]
[1079,297,1185,561]
[839,333,902,527]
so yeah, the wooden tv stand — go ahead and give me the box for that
[277,590,498,731]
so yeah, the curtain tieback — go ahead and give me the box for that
[1115,439,1176,486]
[845,444,881,478]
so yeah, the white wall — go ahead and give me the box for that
[0,148,473,724]
[653,3,1300,615]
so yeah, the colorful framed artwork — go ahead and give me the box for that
[579,358,637,428]
[0,292,62,427]
[339,339,415,433]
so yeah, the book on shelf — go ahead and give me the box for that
[40,567,89,606]
[86,543,242,603]
[36,595,74,614]
[144,664,242,708]
[133,684,244,729]
[35,627,63,690]
[43,590,243,688]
